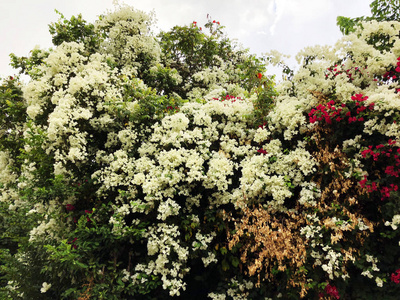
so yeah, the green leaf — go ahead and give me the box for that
[231,257,240,268]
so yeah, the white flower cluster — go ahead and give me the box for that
[267,96,308,140]
[208,278,255,300]
[135,223,189,296]
[241,140,316,209]
[40,282,52,293]
[385,214,400,230]
[94,4,160,71]
[186,56,247,101]
[300,214,322,248]
[320,246,343,280]
[298,182,320,207]
[361,254,381,286]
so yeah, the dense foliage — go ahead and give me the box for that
[1,2,400,299]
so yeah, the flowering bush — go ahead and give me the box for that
[1,3,400,300]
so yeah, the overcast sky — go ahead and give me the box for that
[0,0,372,80]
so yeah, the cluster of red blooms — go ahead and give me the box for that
[308,94,374,125]
[193,19,220,32]
[319,284,340,299]
[212,94,242,102]
[383,57,400,80]
[66,204,75,212]
[257,149,267,155]
[359,139,400,200]
[382,57,400,93]
[166,106,180,113]
[67,237,78,249]
[391,269,400,284]
[325,63,364,82]
[192,21,202,31]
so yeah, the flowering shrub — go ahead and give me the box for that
[1,3,400,300]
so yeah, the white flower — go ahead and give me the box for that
[375,277,383,287]
[40,282,52,293]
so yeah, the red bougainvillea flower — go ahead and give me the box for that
[66,204,75,212]
[257,149,268,155]
[325,284,340,299]
[67,238,78,249]
[391,269,400,283]
[351,93,368,102]
[257,72,262,79]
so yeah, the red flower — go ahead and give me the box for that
[391,269,400,284]
[257,72,262,79]
[68,237,78,249]
[66,204,75,212]
[257,149,268,155]
[325,284,340,299]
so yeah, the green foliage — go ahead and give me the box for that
[156,16,268,99]
[337,0,400,51]
[9,48,50,78]
[48,10,101,52]
[0,77,26,165]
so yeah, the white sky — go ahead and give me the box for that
[0,0,372,80]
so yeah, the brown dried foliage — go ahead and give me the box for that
[306,92,375,249]
[78,276,94,300]
[228,205,309,297]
